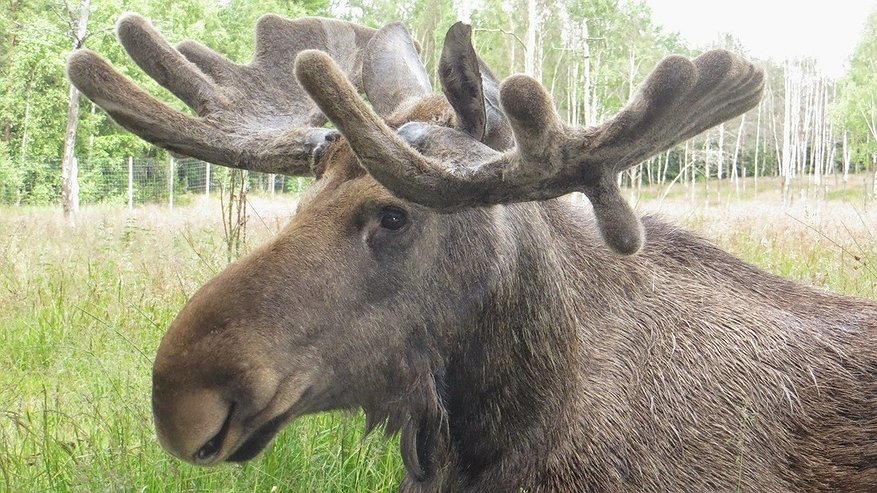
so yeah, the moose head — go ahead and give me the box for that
[65,12,877,493]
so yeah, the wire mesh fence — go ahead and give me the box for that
[0,157,313,207]
[4,155,874,209]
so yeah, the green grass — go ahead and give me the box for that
[1,189,875,492]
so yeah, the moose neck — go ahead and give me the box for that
[440,200,587,487]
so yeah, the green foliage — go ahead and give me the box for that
[836,8,877,168]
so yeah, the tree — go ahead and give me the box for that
[60,0,91,224]
[836,8,877,183]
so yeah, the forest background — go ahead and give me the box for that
[2,0,877,211]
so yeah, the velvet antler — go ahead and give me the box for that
[67,13,376,175]
[295,47,763,255]
[439,22,513,150]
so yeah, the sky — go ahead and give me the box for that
[645,0,877,77]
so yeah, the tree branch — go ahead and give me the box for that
[474,27,527,52]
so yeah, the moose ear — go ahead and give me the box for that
[439,22,513,150]
[362,23,432,117]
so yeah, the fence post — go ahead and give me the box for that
[168,156,174,210]
[205,162,210,200]
[270,173,275,196]
[127,156,133,211]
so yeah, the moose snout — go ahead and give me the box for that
[152,386,233,465]
[151,358,294,465]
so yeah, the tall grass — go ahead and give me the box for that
[638,193,877,299]
[1,190,874,492]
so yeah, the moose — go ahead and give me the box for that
[67,12,876,493]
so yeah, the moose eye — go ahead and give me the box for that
[379,207,408,231]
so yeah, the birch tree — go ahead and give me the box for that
[60,0,91,225]
[525,0,537,76]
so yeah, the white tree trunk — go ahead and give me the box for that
[716,122,725,184]
[61,0,91,225]
[731,114,745,198]
[703,131,711,196]
[843,131,851,189]
[525,0,536,77]
[767,84,783,176]
[582,19,594,126]
[825,86,837,187]
[873,153,877,201]
[800,71,814,182]
[753,99,762,196]
[860,103,877,142]
[646,157,653,187]
[568,61,577,125]
[661,150,670,186]
[686,140,694,201]
[781,62,800,205]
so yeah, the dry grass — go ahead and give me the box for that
[637,189,876,299]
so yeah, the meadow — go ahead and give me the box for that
[1,178,875,492]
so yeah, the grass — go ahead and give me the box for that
[1,183,875,493]
[634,186,877,299]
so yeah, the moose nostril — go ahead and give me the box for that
[195,435,222,462]
[193,402,234,464]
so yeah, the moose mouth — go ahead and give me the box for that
[183,382,317,465]
[223,384,316,463]
[226,406,299,462]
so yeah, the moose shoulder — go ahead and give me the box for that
[67,13,877,493]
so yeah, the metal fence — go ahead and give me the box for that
[0,157,313,207]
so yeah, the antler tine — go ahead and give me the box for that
[439,23,486,141]
[500,52,763,254]
[362,23,433,117]
[438,22,514,151]
[496,75,650,254]
[115,14,215,113]
[299,49,525,208]
[68,13,377,175]
[68,49,231,164]
[176,40,239,85]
